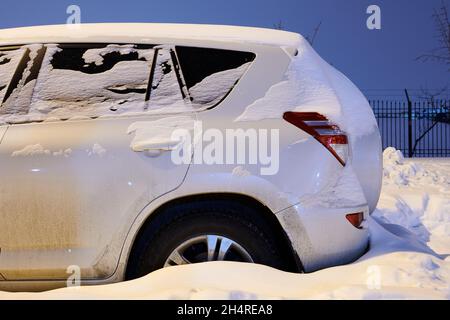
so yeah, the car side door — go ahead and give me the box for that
[0,43,194,280]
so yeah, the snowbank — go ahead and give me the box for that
[377,148,450,254]
[1,148,449,299]
[383,147,449,189]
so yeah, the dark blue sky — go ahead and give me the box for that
[0,0,448,98]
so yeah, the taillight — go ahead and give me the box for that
[283,112,348,165]
[345,212,364,229]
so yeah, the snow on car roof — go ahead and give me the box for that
[0,23,303,49]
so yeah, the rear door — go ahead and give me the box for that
[0,43,194,280]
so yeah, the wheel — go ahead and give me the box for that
[126,197,296,279]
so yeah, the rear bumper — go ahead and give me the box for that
[276,203,370,272]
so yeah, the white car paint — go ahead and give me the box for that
[0,115,193,280]
[0,23,382,291]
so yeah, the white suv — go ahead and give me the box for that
[0,23,382,291]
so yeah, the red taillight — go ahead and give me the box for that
[346,212,364,229]
[283,112,348,165]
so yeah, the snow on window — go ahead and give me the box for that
[0,44,254,124]
[188,62,251,107]
[0,47,27,108]
[82,44,153,66]
[145,49,187,111]
[175,46,255,108]
[0,44,45,118]
[28,44,155,120]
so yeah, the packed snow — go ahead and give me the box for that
[0,148,448,300]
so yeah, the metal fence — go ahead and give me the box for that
[369,98,450,157]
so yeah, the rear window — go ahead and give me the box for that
[175,46,255,108]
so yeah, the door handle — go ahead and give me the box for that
[131,139,180,152]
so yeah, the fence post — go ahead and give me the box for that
[404,89,413,157]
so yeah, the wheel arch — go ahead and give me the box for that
[124,192,303,279]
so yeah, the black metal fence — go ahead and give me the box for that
[369,98,450,157]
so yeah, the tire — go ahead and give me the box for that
[126,197,296,279]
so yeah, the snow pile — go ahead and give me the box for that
[383,147,449,188]
[1,149,448,300]
[236,39,378,138]
[376,149,450,254]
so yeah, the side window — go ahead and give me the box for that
[0,44,255,123]
[28,44,156,120]
[146,48,187,111]
[0,45,46,117]
[175,46,255,108]
[0,47,25,104]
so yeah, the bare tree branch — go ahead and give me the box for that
[305,21,322,47]
[273,20,284,30]
[417,1,450,71]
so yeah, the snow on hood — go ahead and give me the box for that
[236,40,378,138]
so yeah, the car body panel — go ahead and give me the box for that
[0,115,192,280]
[0,24,381,291]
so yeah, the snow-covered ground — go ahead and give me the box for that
[1,148,449,300]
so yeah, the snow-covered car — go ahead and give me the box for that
[0,23,382,291]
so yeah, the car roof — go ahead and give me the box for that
[0,23,303,50]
